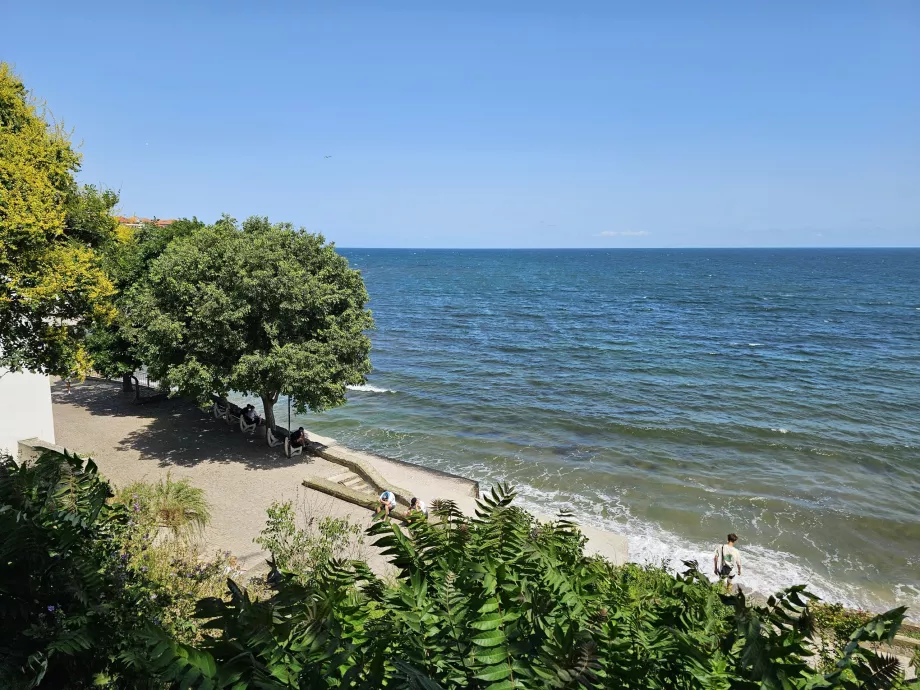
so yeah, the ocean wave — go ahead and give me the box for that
[503,481,908,613]
[420,460,909,614]
[347,384,395,393]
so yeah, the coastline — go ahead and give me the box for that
[47,377,915,624]
[49,378,627,577]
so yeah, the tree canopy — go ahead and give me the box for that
[0,62,120,376]
[125,215,374,428]
[86,217,205,382]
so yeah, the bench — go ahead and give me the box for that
[213,401,229,419]
[226,409,241,428]
[239,415,257,435]
[266,426,284,448]
[284,435,304,458]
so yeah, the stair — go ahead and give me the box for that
[327,470,373,495]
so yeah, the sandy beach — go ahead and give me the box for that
[49,378,628,576]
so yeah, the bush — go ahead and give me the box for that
[254,493,365,583]
[140,485,917,689]
[810,602,875,672]
[4,451,915,688]
[116,472,212,539]
[0,451,161,688]
[113,474,247,644]
[120,530,243,644]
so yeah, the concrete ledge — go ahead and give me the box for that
[17,437,69,463]
[303,478,409,522]
[892,634,920,650]
[350,449,480,499]
[307,441,413,507]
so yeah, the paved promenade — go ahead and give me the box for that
[51,378,628,575]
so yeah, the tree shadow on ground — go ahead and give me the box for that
[54,378,315,471]
[52,377,170,419]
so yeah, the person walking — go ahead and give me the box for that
[714,533,742,584]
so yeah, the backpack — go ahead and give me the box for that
[719,546,733,577]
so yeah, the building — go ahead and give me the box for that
[0,365,55,458]
[115,216,176,229]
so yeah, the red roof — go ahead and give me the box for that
[115,216,176,226]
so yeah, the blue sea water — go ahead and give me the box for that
[293,248,920,611]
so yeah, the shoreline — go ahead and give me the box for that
[48,377,914,622]
[49,378,628,576]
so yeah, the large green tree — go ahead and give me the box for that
[0,62,120,376]
[125,215,374,431]
[86,217,205,391]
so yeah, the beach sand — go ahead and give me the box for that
[49,378,627,576]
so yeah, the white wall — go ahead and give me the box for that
[0,368,55,457]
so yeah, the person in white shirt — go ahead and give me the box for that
[714,533,742,582]
[378,490,396,516]
[408,497,428,519]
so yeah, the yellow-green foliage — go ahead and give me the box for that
[0,62,118,376]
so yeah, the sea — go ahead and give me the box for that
[287,248,920,613]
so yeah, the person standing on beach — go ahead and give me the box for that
[714,533,742,583]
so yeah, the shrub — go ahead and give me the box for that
[116,473,211,539]
[114,475,246,644]
[810,601,876,672]
[0,450,161,688]
[254,493,365,583]
[121,530,243,644]
[139,485,916,689]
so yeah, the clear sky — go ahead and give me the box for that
[2,1,918,248]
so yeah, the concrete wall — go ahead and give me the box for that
[0,368,55,457]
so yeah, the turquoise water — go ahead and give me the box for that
[284,249,919,611]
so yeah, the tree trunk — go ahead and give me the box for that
[260,391,279,433]
[122,373,134,392]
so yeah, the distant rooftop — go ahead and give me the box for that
[116,216,175,228]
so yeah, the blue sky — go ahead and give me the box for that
[2,1,918,248]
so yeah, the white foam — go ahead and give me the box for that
[771,427,790,434]
[472,479,913,614]
[346,384,395,393]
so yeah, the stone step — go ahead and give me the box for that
[329,470,374,495]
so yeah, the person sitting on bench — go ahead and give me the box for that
[242,404,262,426]
[289,426,307,448]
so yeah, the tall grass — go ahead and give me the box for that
[117,472,211,539]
